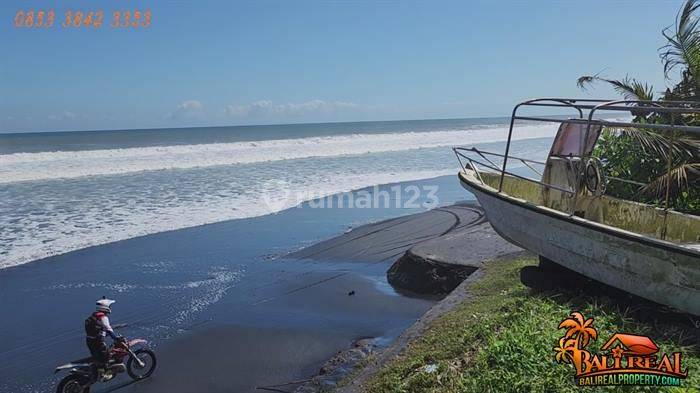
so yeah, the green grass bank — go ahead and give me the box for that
[366,256,699,393]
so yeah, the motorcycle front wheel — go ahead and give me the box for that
[126,349,157,380]
[56,374,90,393]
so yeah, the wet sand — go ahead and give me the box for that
[125,203,510,393]
[0,174,527,393]
[290,204,486,263]
[1,176,472,393]
[123,271,432,393]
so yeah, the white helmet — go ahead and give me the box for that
[96,297,116,314]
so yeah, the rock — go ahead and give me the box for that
[295,338,377,393]
[387,249,477,295]
[386,219,521,295]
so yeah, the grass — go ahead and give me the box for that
[366,256,700,393]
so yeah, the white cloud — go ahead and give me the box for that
[48,111,78,121]
[169,100,204,121]
[225,99,358,119]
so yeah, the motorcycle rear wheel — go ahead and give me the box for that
[127,348,157,380]
[56,374,90,393]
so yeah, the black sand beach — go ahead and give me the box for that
[0,169,537,393]
[1,175,490,393]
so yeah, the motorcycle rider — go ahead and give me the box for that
[85,297,125,373]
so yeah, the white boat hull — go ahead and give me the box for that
[459,171,700,315]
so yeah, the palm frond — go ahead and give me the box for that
[660,0,700,84]
[642,162,700,198]
[587,327,598,341]
[571,312,585,326]
[577,75,654,101]
[608,127,700,160]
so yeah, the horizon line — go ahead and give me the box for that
[0,115,516,136]
[0,112,632,137]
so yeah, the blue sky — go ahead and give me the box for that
[0,0,686,133]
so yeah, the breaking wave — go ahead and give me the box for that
[0,124,556,183]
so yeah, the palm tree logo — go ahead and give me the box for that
[554,312,598,375]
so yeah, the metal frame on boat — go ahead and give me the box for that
[454,98,700,315]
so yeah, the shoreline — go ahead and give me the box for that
[294,206,522,392]
[132,199,523,393]
[0,134,556,272]
[1,175,474,392]
[0,172,457,271]
[352,255,700,392]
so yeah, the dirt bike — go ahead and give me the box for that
[54,337,156,393]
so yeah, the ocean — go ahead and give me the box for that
[0,117,569,392]
[0,117,559,269]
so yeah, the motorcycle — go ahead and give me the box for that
[54,337,156,393]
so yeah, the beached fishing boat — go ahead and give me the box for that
[454,99,700,315]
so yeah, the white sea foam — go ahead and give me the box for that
[172,267,244,324]
[0,169,455,269]
[0,123,558,270]
[0,124,556,183]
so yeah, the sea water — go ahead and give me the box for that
[0,118,558,269]
[0,117,567,392]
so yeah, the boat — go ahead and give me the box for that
[453,98,700,315]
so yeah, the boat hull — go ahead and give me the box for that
[458,171,700,316]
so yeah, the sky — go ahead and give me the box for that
[0,0,687,133]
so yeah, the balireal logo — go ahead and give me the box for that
[554,312,688,387]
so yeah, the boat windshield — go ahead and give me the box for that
[549,122,601,158]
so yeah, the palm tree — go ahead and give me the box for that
[558,312,598,349]
[576,0,700,213]
[579,0,700,102]
[661,0,700,100]
[554,337,578,364]
[555,312,597,375]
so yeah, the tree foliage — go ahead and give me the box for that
[579,0,700,215]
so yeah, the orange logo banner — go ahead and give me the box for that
[554,312,688,387]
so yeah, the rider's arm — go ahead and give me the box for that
[99,315,119,340]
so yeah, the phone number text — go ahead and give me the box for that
[14,10,151,29]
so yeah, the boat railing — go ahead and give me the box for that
[456,98,700,220]
[502,98,700,194]
[453,147,576,195]
[453,146,651,196]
